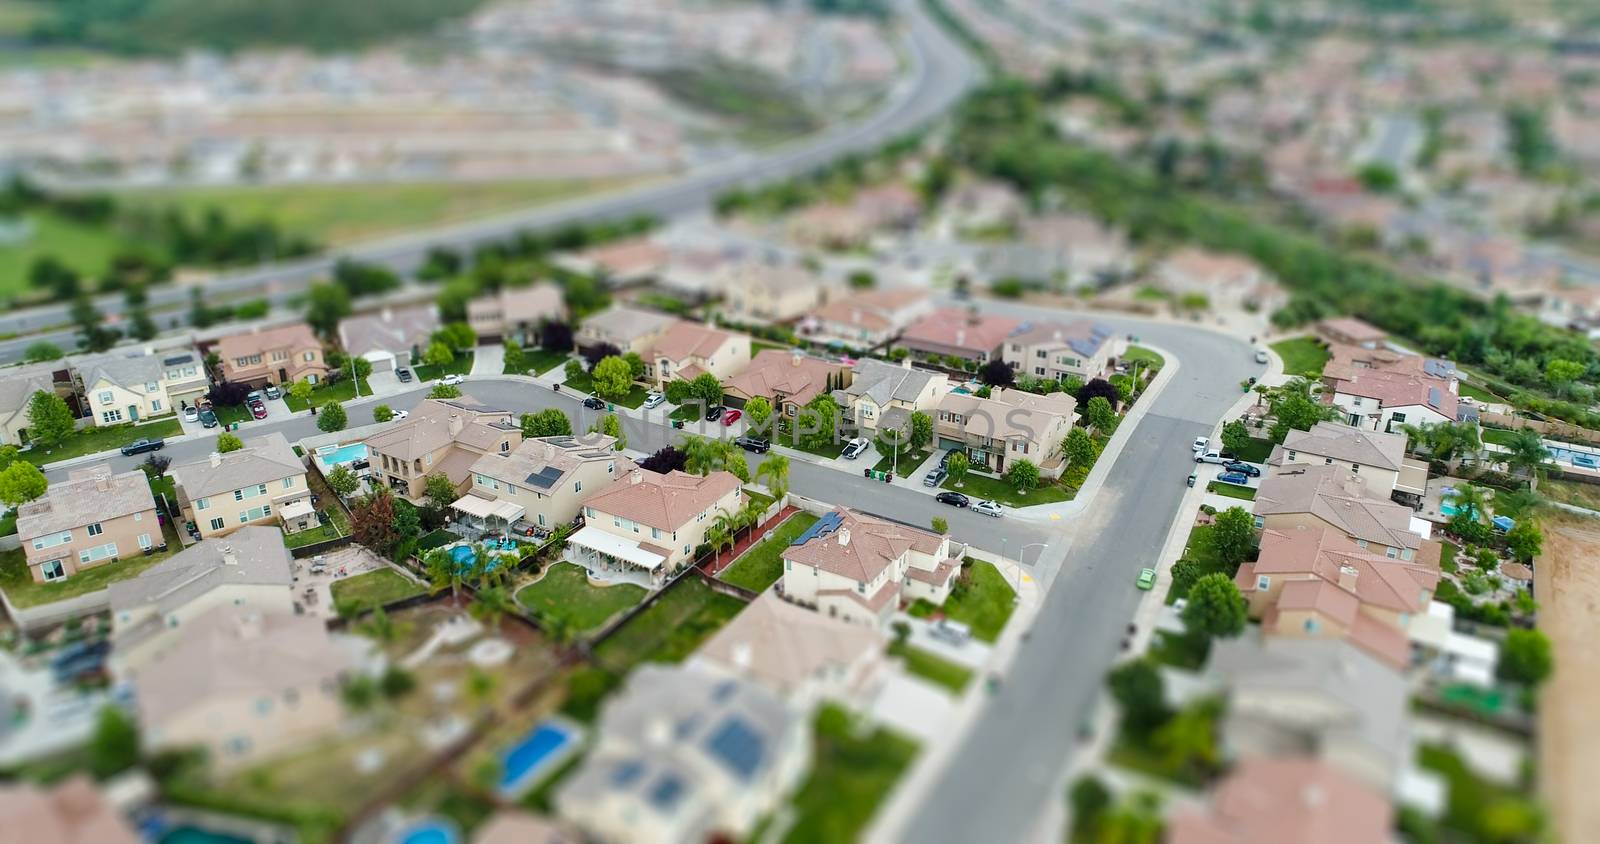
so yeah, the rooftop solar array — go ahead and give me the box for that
[705,716,766,781]
[526,465,565,489]
[791,510,843,546]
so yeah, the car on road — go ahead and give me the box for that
[972,499,1004,517]
[923,466,948,487]
[1136,568,1157,590]
[1192,436,1209,453]
[643,392,665,409]
[119,438,164,456]
[396,368,413,383]
[264,384,282,400]
[583,396,606,410]
[1223,461,1261,477]
[936,491,970,508]
[1186,470,1197,488]
[439,374,465,387]
[841,437,870,460]
[249,403,268,420]
[182,406,199,423]
[1195,450,1236,465]
[722,408,742,426]
[198,408,218,428]
[1254,349,1269,364]
[1216,471,1250,486]
[735,435,770,453]
[391,410,410,421]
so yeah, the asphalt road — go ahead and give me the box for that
[0,0,981,363]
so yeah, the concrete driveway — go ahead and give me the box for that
[471,344,505,377]
[896,614,993,669]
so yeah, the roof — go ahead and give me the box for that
[1167,756,1393,844]
[1161,248,1262,286]
[782,508,945,584]
[650,321,739,364]
[719,262,833,298]
[1279,422,1406,472]
[364,399,518,462]
[582,469,741,532]
[724,350,843,406]
[215,322,320,361]
[1322,343,1456,384]
[471,811,576,844]
[468,283,564,325]
[575,237,670,278]
[845,358,944,406]
[170,432,303,500]
[1318,317,1388,344]
[0,776,141,844]
[1254,464,1424,551]
[938,387,1076,442]
[470,433,627,493]
[899,309,1022,356]
[337,304,439,357]
[107,525,292,615]
[811,288,928,333]
[1245,526,1439,614]
[580,305,676,345]
[696,590,883,694]
[1332,370,1459,419]
[0,362,61,416]
[68,350,163,393]
[16,465,156,540]
[1006,320,1116,358]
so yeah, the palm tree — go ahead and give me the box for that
[1450,483,1490,524]
[681,435,718,476]
[357,604,407,645]
[1397,423,1429,457]
[706,513,733,566]
[470,545,503,589]
[717,438,751,482]
[756,453,791,500]
[1502,429,1550,490]
[469,585,513,634]
[423,548,465,602]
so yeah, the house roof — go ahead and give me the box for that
[811,288,928,333]
[364,399,518,462]
[845,359,944,406]
[1006,319,1116,358]
[0,776,142,844]
[468,283,564,325]
[1278,422,1407,472]
[215,323,320,361]
[650,321,739,364]
[574,237,670,279]
[0,363,61,416]
[719,261,833,298]
[16,465,156,540]
[1161,247,1262,287]
[107,525,291,615]
[1322,344,1456,384]
[580,305,676,346]
[169,432,303,500]
[337,304,439,358]
[1318,317,1388,344]
[1245,526,1439,614]
[938,387,1076,442]
[782,507,945,584]
[470,433,628,492]
[1254,464,1424,550]
[68,350,163,393]
[899,309,1022,356]
[1167,756,1393,844]
[724,350,842,406]
[1332,370,1459,419]
[582,469,741,532]
[696,590,883,694]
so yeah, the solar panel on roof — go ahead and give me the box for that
[792,510,843,546]
[162,354,193,366]
[611,758,646,788]
[648,774,686,809]
[525,466,565,489]
[705,716,766,781]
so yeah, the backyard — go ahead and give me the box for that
[1542,478,1600,511]
[781,705,920,844]
[1269,337,1330,378]
[0,518,181,608]
[515,562,646,633]
[22,418,183,467]
[940,471,1072,508]
[591,576,749,672]
[718,512,819,593]
[328,568,425,610]
[939,559,1017,642]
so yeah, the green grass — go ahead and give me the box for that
[0,519,180,608]
[889,640,973,693]
[282,520,344,548]
[516,562,646,632]
[1416,743,1542,844]
[211,403,253,426]
[0,212,130,300]
[1480,427,1520,448]
[412,352,475,383]
[23,418,183,467]
[1122,345,1165,368]
[782,705,919,844]
[718,512,819,593]
[593,576,748,672]
[508,348,570,376]
[0,509,16,537]
[1165,523,1224,605]
[561,372,650,409]
[1232,436,1275,464]
[418,529,461,550]
[1206,481,1256,501]
[940,471,1072,508]
[941,559,1016,643]
[1457,381,1502,403]
[1269,337,1330,378]
[1147,630,1209,670]
[1540,477,1600,511]
[1440,539,1461,574]
[871,447,931,475]
[282,377,373,412]
[751,340,789,358]
[328,568,425,609]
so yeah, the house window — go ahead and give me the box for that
[307,374,318,384]
[87,523,103,537]
[98,390,114,405]
[138,533,152,550]
[209,517,225,531]
[196,498,210,511]
[272,352,288,362]
[1386,547,1399,559]
[151,400,163,412]
[1350,464,1360,473]
[501,441,510,453]
[1355,539,1368,548]
[1287,451,1297,460]
[303,351,316,362]
[134,512,142,521]
[78,543,116,564]
[1401,548,1414,561]
[1035,349,1046,358]
[1253,516,1264,529]
[1034,367,1045,376]
[574,481,582,493]
[146,381,159,392]
[1391,411,1407,424]
[100,409,124,424]
[41,560,66,581]
[1256,575,1270,591]
[32,530,72,550]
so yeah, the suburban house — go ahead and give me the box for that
[935,387,1076,476]
[1267,421,1425,501]
[853,182,923,230]
[1316,316,1389,349]
[107,526,295,675]
[131,607,354,769]
[576,304,676,357]
[787,203,870,250]
[365,399,522,503]
[0,362,69,446]
[1000,320,1122,383]
[1325,369,1460,433]
[897,308,1022,366]
[840,359,947,434]
[170,432,313,540]
[1322,343,1458,394]
[797,288,931,349]
[646,321,750,390]
[69,349,194,426]
[1167,757,1394,844]
[151,346,213,412]
[982,213,1133,290]
[337,304,439,374]
[779,508,963,627]
[458,433,631,533]
[560,237,671,288]
[214,323,328,388]
[940,179,1025,232]
[1253,464,1435,565]
[723,350,850,418]
[693,590,886,709]
[1156,248,1285,312]
[556,663,809,844]
[569,468,743,583]
[0,776,142,844]
[467,283,565,345]
[718,263,836,325]
[15,465,160,584]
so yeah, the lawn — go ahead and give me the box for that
[413,352,476,383]
[1165,523,1224,605]
[593,576,749,672]
[22,418,183,467]
[561,372,649,409]
[889,640,973,693]
[782,705,920,844]
[1440,539,1461,574]
[281,519,344,549]
[1232,436,1275,464]
[418,529,461,550]
[774,421,849,460]
[508,348,570,376]
[941,559,1016,643]
[1206,481,1256,501]
[282,376,373,412]
[1269,337,1330,378]
[1415,743,1542,844]
[0,518,180,608]
[516,562,646,633]
[1457,380,1503,403]
[718,512,819,593]
[211,403,254,426]
[941,471,1072,508]
[0,211,130,300]
[1122,345,1165,369]
[1479,427,1520,448]
[328,568,426,610]
[751,340,789,358]
[871,446,931,475]
[1147,630,1209,670]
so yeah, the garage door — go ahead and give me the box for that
[364,352,396,373]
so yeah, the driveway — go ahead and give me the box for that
[896,614,993,669]
[870,673,958,743]
[366,370,406,398]
[471,344,505,377]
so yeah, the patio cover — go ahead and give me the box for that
[278,498,315,522]
[567,525,667,572]
[450,495,526,523]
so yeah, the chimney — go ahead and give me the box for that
[630,468,643,485]
[221,545,238,566]
[1338,565,1359,591]
[448,412,465,437]
[209,451,223,468]
[791,350,803,367]
[732,641,752,669]
[837,528,851,547]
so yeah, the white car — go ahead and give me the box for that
[1192,436,1209,454]
[391,410,410,421]
[643,392,665,409]
[182,406,199,423]
[1254,349,1269,364]
[841,437,870,460]
[439,374,465,386]
[972,499,1004,518]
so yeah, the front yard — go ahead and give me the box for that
[328,568,426,610]
[718,512,819,593]
[507,348,571,376]
[888,640,972,693]
[0,518,181,608]
[515,562,646,633]
[941,471,1072,508]
[939,558,1017,643]
[1206,482,1256,501]
[871,446,932,475]
[1232,436,1275,464]
[22,418,183,467]
[561,371,650,408]
[1165,523,1224,605]
[1269,337,1330,378]
[782,705,920,844]
[283,376,374,412]
[413,351,476,383]
[1122,345,1165,368]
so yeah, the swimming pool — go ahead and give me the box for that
[499,720,581,798]
[316,442,368,465]
[394,818,459,844]
[158,827,253,844]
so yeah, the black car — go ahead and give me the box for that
[583,396,606,410]
[1223,461,1262,478]
[120,438,164,456]
[939,448,962,468]
[397,368,414,383]
[705,405,725,422]
[735,436,770,454]
[936,491,970,508]
[198,408,219,428]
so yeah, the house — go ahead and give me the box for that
[1316,317,1388,349]
[1001,320,1122,383]
[723,350,850,418]
[1326,370,1459,434]
[1253,464,1434,563]
[940,179,1025,232]
[560,237,671,288]
[0,362,70,446]
[556,663,809,844]
[458,433,632,533]
[694,590,885,708]
[935,387,1076,476]
[719,263,836,325]
[150,347,212,412]
[852,182,923,230]
[1206,634,1410,792]
[840,359,947,433]
[16,465,160,584]
[646,321,750,390]
[471,811,577,844]
[797,288,931,349]
[1167,756,1394,844]
[569,468,743,584]
[896,308,1022,366]
[131,606,353,769]
[68,349,196,426]
[576,305,676,358]
[1322,344,1458,395]
[337,304,439,374]
[0,776,142,844]
[365,399,522,503]
[170,432,313,540]
[1530,282,1600,334]
[108,526,295,674]
[1017,213,1134,289]
[787,203,869,250]
[1267,421,1424,500]
[467,283,565,345]
[214,323,327,388]
[1156,248,1283,312]
[779,508,963,627]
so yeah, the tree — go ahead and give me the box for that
[909,411,934,450]
[563,359,585,383]
[289,379,314,407]
[847,269,876,289]
[429,383,463,399]
[70,294,116,352]
[373,405,394,423]
[1544,358,1584,397]
[502,340,526,375]
[756,454,791,499]
[1502,429,1549,489]
[1084,396,1117,432]
[1006,458,1040,493]
[352,489,401,558]
[29,256,81,300]
[623,351,647,382]
[1505,519,1543,563]
[690,372,725,407]
[1356,162,1400,193]
[1064,427,1097,468]
[1152,701,1221,780]
[1211,506,1256,567]
[433,322,477,352]
[358,605,405,645]
[1498,628,1553,687]
[88,706,140,779]
[22,341,63,363]
[978,358,1015,387]
[931,516,948,534]
[1068,777,1114,843]
[946,451,969,487]
[665,378,694,406]
[424,547,465,602]
[326,465,361,497]
[594,413,626,450]
[1182,574,1248,639]
[1107,658,1168,732]
[639,446,688,474]
[305,282,351,336]
[522,408,573,438]
[591,356,634,401]
[1266,382,1335,442]
[470,585,514,634]
[1220,420,1250,455]
[423,472,458,511]
[743,396,773,430]
[26,390,75,449]
[1077,378,1121,409]
[422,340,455,368]
[215,432,243,453]
[318,400,348,433]
[141,453,170,480]
[0,461,47,507]
[540,320,574,353]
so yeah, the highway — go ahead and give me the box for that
[0,0,981,364]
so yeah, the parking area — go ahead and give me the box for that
[895,614,993,669]
[290,545,391,619]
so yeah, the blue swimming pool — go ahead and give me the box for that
[317,443,368,465]
[394,818,459,844]
[158,827,253,844]
[499,721,580,797]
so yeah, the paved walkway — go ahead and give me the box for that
[471,343,505,377]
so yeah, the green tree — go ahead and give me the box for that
[1107,658,1169,732]
[305,281,351,337]
[424,547,465,601]
[756,454,791,499]
[469,585,514,634]
[429,383,463,399]
[372,405,394,422]
[690,372,725,406]
[591,356,634,401]
[1498,628,1553,687]
[1068,777,1114,843]
[0,461,48,507]
[1211,506,1256,567]
[422,340,455,368]
[1267,382,1335,442]
[215,432,243,453]
[909,411,934,450]
[1505,519,1543,563]
[1502,429,1549,489]
[1182,574,1248,639]
[1544,358,1584,397]
[594,413,626,450]
[521,408,573,438]
[326,465,361,497]
[665,378,694,406]
[564,358,585,383]
[1356,162,1400,193]
[1084,396,1117,432]
[288,379,314,407]
[26,390,75,450]
[1220,420,1250,455]
[946,451,969,487]
[70,294,116,352]
[743,396,773,430]
[317,400,348,432]
[931,516,948,534]
[88,707,140,779]
[22,341,63,363]
[1006,458,1040,493]
[1152,701,1220,779]
[422,472,458,511]
[623,351,647,382]
[502,340,526,375]
[434,322,477,352]
[1064,427,1097,468]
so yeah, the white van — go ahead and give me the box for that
[931,618,972,645]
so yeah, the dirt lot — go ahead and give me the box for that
[1535,512,1600,844]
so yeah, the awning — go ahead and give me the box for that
[449,495,526,524]
[278,499,315,522]
[1396,458,1429,495]
[566,525,667,572]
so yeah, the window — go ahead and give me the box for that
[40,560,66,581]
[272,351,288,362]
[138,533,152,550]
[196,498,210,511]
[1385,547,1398,559]
[1253,516,1265,529]
[134,512,142,522]
[1256,575,1270,591]
[145,381,159,392]
[100,409,124,424]
[1034,367,1045,376]
[78,543,116,564]
[538,513,546,526]
[1350,464,1360,473]
[500,441,510,453]
[1401,548,1414,561]
[307,374,318,384]
[87,523,103,537]
[240,504,272,522]
[98,390,114,405]
[303,351,316,362]
[32,530,72,550]
[151,400,162,412]
[1355,538,1368,548]
[209,517,225,531]
[283,478,294,489]
[1287,451,1297,460]
[574,481,582,493]
[1391,411,1407,424]
[608,462,615,474]
[1035,349,1046,358]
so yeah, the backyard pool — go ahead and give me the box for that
[499,720,582,798]
[393,817,459,844]
[158,828,253,844]
[316,442,369,465]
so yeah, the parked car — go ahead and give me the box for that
[396,368,413,383]
[972,499,1004,518]
[583,395,606,410]
[1195,450,1236,465]
[264,384,282,399]
[841,437,870,460]
[939,448,962,468]
[936,491,970,508]
[735,436,770,453]
[391,410,409,421]
[1216,471,1250,486]
[923,466,948,487]
[439,374,465,386]
[1136,568,1157,590]
[1223,461,1261,477]
[705,405,725,422]
[1192,436,1209,453]
[1186,470,1197,488]
[722,408,742,426]
[1254,349,1269,364]
[930,618,972,645]
[119,438,164,456]
[246,390,264,404]
[198,408,218,428]
[643,392,665,409]
[249,403,268,420]
[182,406,199,423]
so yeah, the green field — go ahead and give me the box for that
[1122,345,1165,368]
[1269,337,1331,378]
[328,568,425,609]
[516,563,646,633]
[0,212,130,300]
[941,559,1017,642]
[593,576,748,672]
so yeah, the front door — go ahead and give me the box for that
[127,404,139,422]
[278,367,288,383]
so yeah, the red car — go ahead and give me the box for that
[249,402,268,420]
[722,408,742,426]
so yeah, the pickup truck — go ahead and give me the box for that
[1195,450,1237,466]
[120,438,165,456]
